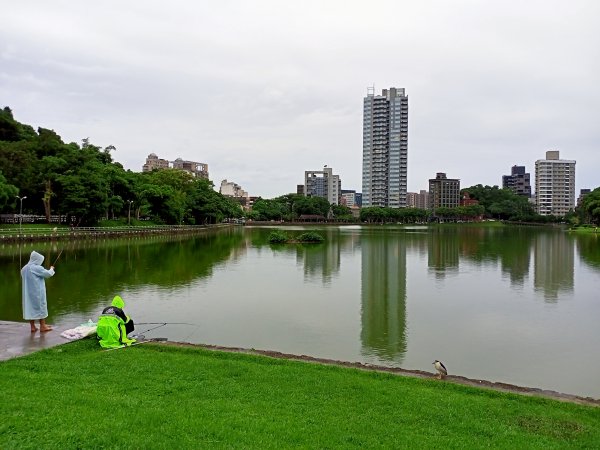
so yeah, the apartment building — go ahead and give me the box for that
[502,165,531,197]
[428,173,460,210]
[406,190,429,209]
[535,151,575,216]
[304,166,341,205]
[362,87,408,208]
[142,154,209,179]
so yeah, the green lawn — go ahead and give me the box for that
[1,339,598,449]
[569,226,599,234]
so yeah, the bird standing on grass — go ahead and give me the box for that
[432,360,447,379]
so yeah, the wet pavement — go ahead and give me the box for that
[0,320,69,361]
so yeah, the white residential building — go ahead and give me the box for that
[535,151,576,216]
[220,179,248,198]
[142,154,209,179]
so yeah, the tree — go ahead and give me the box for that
[0,171,18,211]
[331,204,353,220]
[250,198,288,221]
[293,196,330,217]
[463,185,536,220]
[580,188,600,225]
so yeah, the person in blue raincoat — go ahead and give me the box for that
[21,250,55,332]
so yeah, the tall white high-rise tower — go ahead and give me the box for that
[535,150,576,216]
[362,87,408,208]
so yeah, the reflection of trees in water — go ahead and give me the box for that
[0,228,244,321]
[428,228,459,278]
[296,243,339,284]
[360,232,407,363]
[576,234,600,271]
[459,226,534,287]
[295,229,352,284]
[257,227,355,284]
[534,232,574,303]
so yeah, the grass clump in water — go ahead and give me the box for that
[296,231,324,243]
[268,230,288,243]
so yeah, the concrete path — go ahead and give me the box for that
[0,320,69,361]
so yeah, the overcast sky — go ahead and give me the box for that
[2,0,598,198]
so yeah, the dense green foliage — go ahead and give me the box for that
[248,193,353,221]
[267,230,325,243]
[268,230,289,243]
[0,107,242,225]
[0,170,18,209]
[1,339,599,448]
[297,231,325,242]
[575,187,600,225]
[360,205,486,223]
[462,184,539,221]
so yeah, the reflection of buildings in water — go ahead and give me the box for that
[360,235,407,362]
[229,239,248,262]
[534,233,574,302]
[296,232,344,283]
[499,232,532,287]
[428,231,459,279]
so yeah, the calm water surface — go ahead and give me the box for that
[1,225,599,398]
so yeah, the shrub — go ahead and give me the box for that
[268,230,288,243]
[297,232,324,243]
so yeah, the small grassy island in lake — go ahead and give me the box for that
[268,230,325,244]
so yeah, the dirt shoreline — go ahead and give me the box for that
[156,341,600,407]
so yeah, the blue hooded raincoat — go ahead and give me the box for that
[21,251,55,320]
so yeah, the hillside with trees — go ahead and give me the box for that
[0,107,242,225]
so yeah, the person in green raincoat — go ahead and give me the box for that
[97,295,136,348]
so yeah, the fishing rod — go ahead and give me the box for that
[136,323,167,335]
[52,249,64,266]
[134,322,200,335]
[135,322,199,326]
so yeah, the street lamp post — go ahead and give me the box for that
[127,200,133,226]
[16,195,27,234]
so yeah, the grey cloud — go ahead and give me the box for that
[1,0,598,198]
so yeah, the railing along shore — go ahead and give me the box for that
[0,224,231,243]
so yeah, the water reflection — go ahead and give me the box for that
[459,227,533,287]
[534,232,574,302]
[360,231,407,362]
[575,233,600,271]
[0,230,244,322]
[428,229,459,278]
[2,225,599,398]
[296,230,342,284]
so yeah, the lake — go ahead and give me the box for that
[1,225,599,398]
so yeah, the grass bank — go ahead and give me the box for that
[1,339,599,449]
[569,225,599,234]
